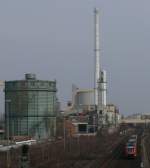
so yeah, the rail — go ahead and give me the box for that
[100,137,128,168]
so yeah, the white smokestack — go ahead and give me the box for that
[94,8,100,106]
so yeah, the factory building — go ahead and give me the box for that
[105,104,121,126]
[5,74,57,139]
[63,8,121,132]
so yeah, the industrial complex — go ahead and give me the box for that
[0,7,148,168]
[62,8,121,136]
[0,8,121,141]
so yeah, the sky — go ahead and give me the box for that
[0,0,150,116]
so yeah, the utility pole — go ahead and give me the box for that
[6,99,11,168]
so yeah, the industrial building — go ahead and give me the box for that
[105,104,121,126]
[63,8,121,135]
[5,74,57,139]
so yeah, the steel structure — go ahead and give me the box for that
[5,74,57,139]
[100,70,107,107]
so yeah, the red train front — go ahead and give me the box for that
[125,135,137,158]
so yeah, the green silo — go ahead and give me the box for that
[5,74,57,139]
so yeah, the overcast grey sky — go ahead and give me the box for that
[0,0,150,115]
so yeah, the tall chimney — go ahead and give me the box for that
[94,8,100,106]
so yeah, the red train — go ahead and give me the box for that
[124,134,137,158]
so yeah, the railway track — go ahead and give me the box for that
[40,128,141,168]
[100,139,125,168]
[0,128,138,168]
[60,134,128,168]
[100,128,142,168]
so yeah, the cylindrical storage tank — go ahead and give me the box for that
[5,74,57,139]
[74,89,95,111]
